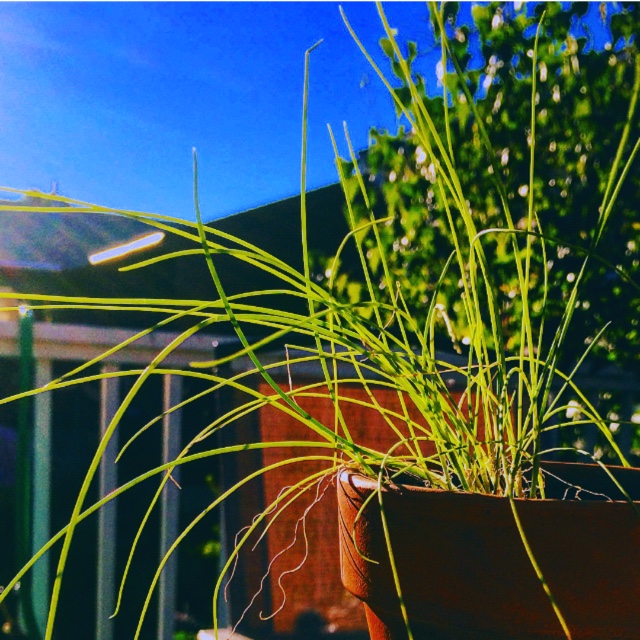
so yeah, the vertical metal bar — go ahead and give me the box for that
[32,358,52,638]
[158,374,182,640]
[216,496,231,629]
[213,344,231,630]
[15,307,39,639]
[96,364,120,640]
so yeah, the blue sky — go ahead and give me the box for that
[0,2,448,221]
[0,2,617,222]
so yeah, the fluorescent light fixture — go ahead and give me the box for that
[88,232,165,265]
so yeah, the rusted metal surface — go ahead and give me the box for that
[338,463,640,640]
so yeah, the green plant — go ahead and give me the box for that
[321,2,640,374]
[0,3,638,640]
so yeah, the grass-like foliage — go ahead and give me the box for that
[0,3,638,639]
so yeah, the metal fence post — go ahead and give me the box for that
[32,358,52,637]
[96,364,120,640]
[158,374,182,640]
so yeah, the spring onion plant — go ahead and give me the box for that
[0,3,638,639]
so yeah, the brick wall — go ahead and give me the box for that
[255,381,454,636]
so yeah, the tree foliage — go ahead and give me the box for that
[322,2,640,370]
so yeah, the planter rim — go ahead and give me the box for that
[339,459,640,504]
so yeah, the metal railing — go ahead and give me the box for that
[0,320,233,640]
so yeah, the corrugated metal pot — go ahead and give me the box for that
[337,462,640,640]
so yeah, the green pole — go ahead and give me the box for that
[15,306,40,640]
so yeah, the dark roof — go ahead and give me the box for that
[210,182,348,269]
[0,195,154,271]
[0,184,351,331]
[0,183,348,272]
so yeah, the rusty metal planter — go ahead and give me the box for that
[338,462,640,640]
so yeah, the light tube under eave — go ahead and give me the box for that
[88,232,165,265]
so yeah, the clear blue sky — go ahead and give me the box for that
[0,2,616,222]
[0,2,448,221]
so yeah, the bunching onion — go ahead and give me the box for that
[0,4,638,639]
